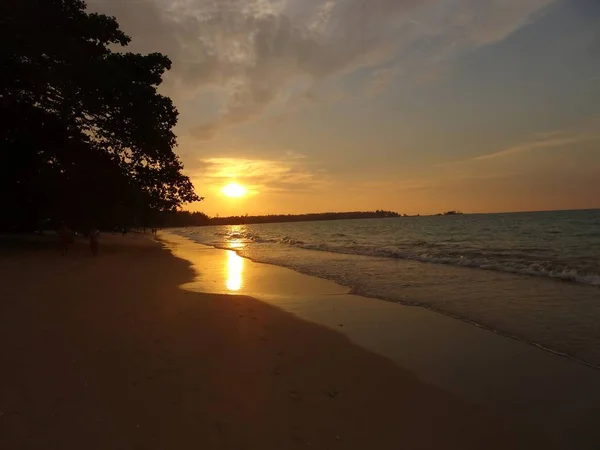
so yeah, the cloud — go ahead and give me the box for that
[368,68,397,94]
[424,0,553,46]
[190,123,219,141]
[88,0,556,138]
[189,155,330,194]
[472,133,598,161]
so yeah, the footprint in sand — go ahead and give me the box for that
[325,388,341,398]
[288,390,303,401]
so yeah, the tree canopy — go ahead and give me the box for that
[0,0,200,231]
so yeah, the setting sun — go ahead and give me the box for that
[222,183,247,198]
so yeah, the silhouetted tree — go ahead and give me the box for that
[0,0,200,230]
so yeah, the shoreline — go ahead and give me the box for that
[356,290,600,372]
[186,238,600,371]
[0,233,543,449]
[169,225,600,368]
[161,231,600,449]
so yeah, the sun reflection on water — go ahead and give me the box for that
[226,250,244,291]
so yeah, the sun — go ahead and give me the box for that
[222,183,247,198]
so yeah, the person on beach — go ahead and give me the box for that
[58,223,71,256]
[89,226,99,256]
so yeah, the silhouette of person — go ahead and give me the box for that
[89,226,99,256]
[58,223,70,256]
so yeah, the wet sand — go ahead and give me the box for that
[163,232,600,449]
[0,234,538,449]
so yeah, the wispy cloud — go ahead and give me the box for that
[88,0,556,139]
[368,68,397,95]
[472,133,598,161]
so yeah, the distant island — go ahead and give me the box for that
[436,210,464,216]
[162,210,401,227]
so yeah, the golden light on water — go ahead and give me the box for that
[226,250,244,291]
[222,183,247,198]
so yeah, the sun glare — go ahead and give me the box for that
[222,183,247,198]
[226,250,244,291]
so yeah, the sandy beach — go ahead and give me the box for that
[5,1,599,448]
[0,233,544,449]
[164,232,600,449]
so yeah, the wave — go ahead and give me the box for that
[173,229,600,287]
[287,241,600,286]
[211,230,306,246]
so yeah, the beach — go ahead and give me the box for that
[5,1,599,448]
[0,233,548,449]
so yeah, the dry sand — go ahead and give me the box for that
[0,234,542,449]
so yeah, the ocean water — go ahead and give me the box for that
[171,209,600,367]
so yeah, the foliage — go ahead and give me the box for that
[0,0,200,231]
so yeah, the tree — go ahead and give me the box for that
[0,0,201,230]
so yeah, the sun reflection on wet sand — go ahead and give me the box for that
[226,250,244,291]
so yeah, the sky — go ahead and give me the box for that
[88,0,600,216]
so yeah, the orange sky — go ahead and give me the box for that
[89,0,600,216]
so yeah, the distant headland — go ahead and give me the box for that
[163,210,401,227]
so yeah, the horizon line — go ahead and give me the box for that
[186,207,600,219]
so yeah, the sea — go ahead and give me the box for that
[171,209,600,368]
